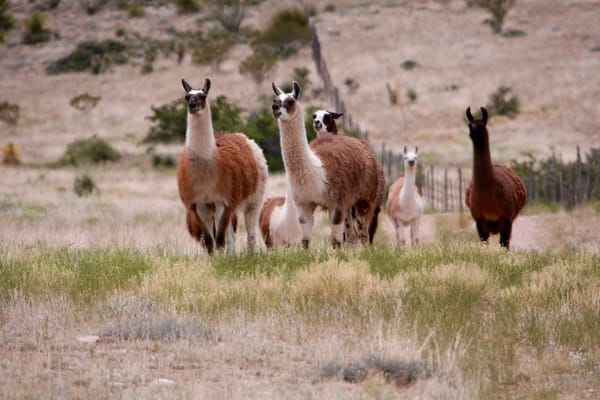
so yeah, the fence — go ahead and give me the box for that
[310,23,600,212]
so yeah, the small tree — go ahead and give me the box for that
[486,86,520,118]
[22,12,51,45]
[206,0,247,33]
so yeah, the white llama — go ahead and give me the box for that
[386,146,423,247]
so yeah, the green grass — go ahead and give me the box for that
[1,243,599,397]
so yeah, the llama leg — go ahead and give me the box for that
[368,206,381,244]
[186,205,214,254]
[298,203,315,249]
[195,203,217,252]
[330,208,346,248]
[243,203,260,251]
[394,220,402,246]
[215,204,234,252]
[411,218,421,247]
[476,220,490,243]
[344,209,358,244]
[499,220,512,249]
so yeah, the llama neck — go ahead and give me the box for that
[278,108,322,184]
[472,134,494,183]
[281,184,298,222]
[400,167,418,198]
[185,104,215,159]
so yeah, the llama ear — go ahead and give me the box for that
[272,82,284,96]
[330,112,344,120]
[480,107,488,125]
[182,78,192,93]
[292,81,301,100]
[415,146,419,154]
[202,78,211,95]
[466,107,474,122]
[403,146,407,154]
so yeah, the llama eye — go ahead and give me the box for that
[284,99,294,107]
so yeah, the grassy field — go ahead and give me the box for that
[2,196,599,398]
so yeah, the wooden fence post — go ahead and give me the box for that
[458,167,463,212]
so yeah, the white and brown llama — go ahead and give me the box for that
[465,107,527,249]
[177,78,268,253]
[258,184,302,248]
[271,82,383,248]
[386,146,424,247]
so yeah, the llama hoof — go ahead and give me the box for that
[301,239,310,249]
[332,239,342,249]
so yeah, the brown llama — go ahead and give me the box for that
[465,107,527,249]
[177,78,268,253]
[271,81,383,248]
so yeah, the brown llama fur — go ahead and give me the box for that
[178,78,267,253]
[465,107,527,249]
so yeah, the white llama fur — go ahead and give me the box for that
[272,81,381,248]
[386,146,424,247]
[269,184,302,247]
[179,78,267,252]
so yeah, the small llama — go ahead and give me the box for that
[386,146,424,247]
[259,184,302,248]
[272,81,383,248]
[177,78,268,253]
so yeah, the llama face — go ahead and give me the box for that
[403,146,419,170]
[466,107,488,141]
[182,78,211,114]
[272,82,301,120]
[313,110,343,135]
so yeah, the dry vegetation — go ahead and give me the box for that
[1,0,600,398]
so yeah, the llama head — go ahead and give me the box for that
[465,107,488,142]
[271,81,301,121]
[313,110,344,135]
[403,146,419,170]
[182,78,211,114]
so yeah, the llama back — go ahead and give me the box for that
[214,132,267,208]
[310,134,380,208]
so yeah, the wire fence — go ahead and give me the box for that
[311,23,600,211]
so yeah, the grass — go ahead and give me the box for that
[1,240,599,398]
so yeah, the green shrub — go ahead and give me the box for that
[22,12,51,45]
[0,101,19,125]
[127,3,144,17]
[0,0,15,43]
[191,30,235,70]
[250,7,310,59]
[151,153,176,168]
[486,86,520,118]
[73,174,96,197]
[59,137,121,166]
[46,39,128,74]
[401,60,418,70]
[69,93,101,111]
[143,99,186,144]
[407,88,417,103]
[239,46,276,84]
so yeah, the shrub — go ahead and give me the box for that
[475,0,516,34]
[401,60,418,70]
[127,3,144,17]
[79,0,108,14]
[211,95,245,133]
[486,86,520,118]
[143,99,187,143]
[171,0,199,14]
[243,108,282,172]
[344,77,359,93]
[239,46,276,84]
[59,137,121,166]
[250,7,310,59]
[207,0,247,33]
[22,12,51,45]
[0,101,19,125]
[0,0,15,43]
[73,174,96,197]
[2,142,21,166]
[151,153,176,168]
[69,93,101,111]
[191,30,235,70]
[407,88,417,103]
[46,39,128,74]
[385,83,398,105]
[293,67,311,90]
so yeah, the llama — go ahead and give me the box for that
[177,77,268,253]
[259,184,302,248]
[311,109,383,244]
[465,107,527,249]
[386,146,423,247]
[312,110,343,136]
[271,81,383,248]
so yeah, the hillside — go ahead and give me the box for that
[1,0,599,167]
